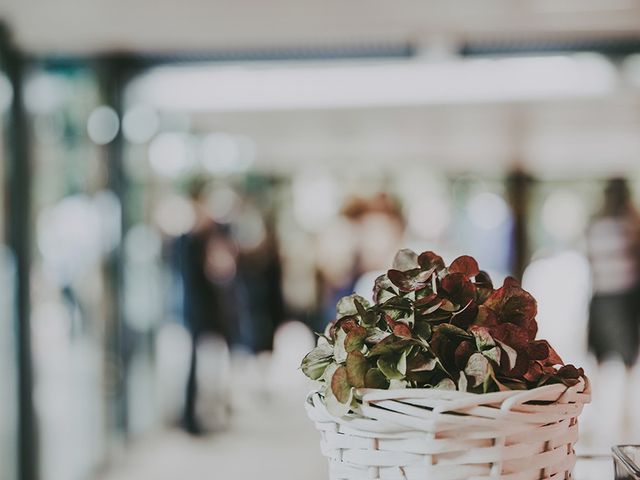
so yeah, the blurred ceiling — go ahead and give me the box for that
[6,0,640,177]
[1,0,640,55]
[127,53,640,177]
[185,98,640,178]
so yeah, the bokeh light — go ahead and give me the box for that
[206,186,239,223]
[122,104,159,144]
[24,73,68,115]
[87,105,120,145]
[292,171,339,233]
[408,197,451,240]
[541,190,588,241]
[148,132,194,178]
[466,191,510,230]
[200,133,255,175]
[153,194,196,236]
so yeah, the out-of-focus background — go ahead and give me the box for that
[2,1,640,479]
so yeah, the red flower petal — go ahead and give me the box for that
[451,302,479,329]
[527,340,550,361]
[541,340,564,366]
[429,329,462,374]
[418,251,446,271]
[331,366,352,403]
[555,364,585,387]
[475,272,495,304]
[414,292,439,307]
[503,277,521,288]
[393,323,412,339]
[475,305,498,327]
[387,268,434,292]
[344,326,367,353]
[384,314,397,329]
[336,317,359,333]
[489,323,531,377]
[557,364,584,379]
[449,255,480,278]
[454,340,475,370]
[484,277,537,337]
[524,361,544,382]
[441,273,476,305]
[490,323,529,349]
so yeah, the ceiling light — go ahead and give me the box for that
[128,54,616,112]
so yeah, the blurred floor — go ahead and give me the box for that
[97,323,327,480]
[96,404,612,480]
[96,389,327,480]
[93,322,620,480]
[94,382,613,480]
[574,457,613,480]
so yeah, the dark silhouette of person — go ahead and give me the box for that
[587,177,640,368]
[175,179,234,435]
[237,233,285,353]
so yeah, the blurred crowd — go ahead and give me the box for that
[10,127,640,478]
[4,56,640,480]
[155,171,640,446]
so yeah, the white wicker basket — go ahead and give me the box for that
[306,378,590,480]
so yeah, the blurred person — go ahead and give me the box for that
[586,177,640,444]
[317,193,405,325]
[350,193,406,302]
[237,231,285,354]
[587,177,640,368]
[315,216,358,330]
[175,177,238,435]
[228,228,286,403]
[350,193,405,274]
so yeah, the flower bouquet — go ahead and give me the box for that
[302,249,590,480]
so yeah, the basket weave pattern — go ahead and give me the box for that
[306,380,590,480]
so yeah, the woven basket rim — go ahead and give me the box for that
[361,376,588,398]
[307,376,590,412]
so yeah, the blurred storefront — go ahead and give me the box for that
[3,5,640,479]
